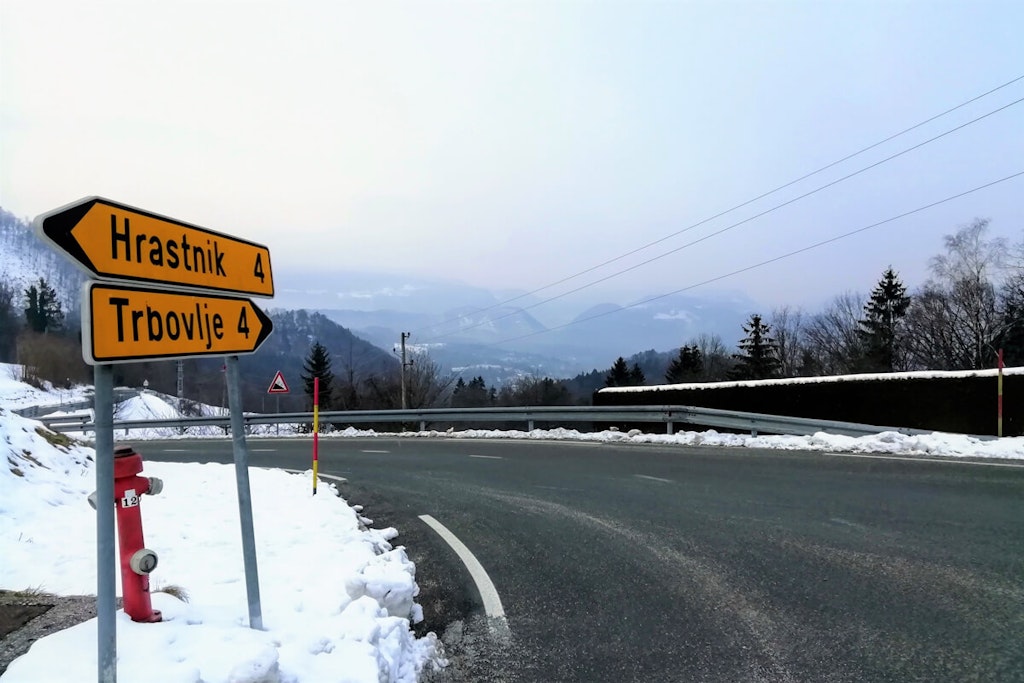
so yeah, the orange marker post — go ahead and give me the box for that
[313,376,320,495]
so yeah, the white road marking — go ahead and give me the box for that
[251,448,275,452]
[162,448,187,452]
[419,514,507,621]
[829,517,869,531]
[283,469,348,484]
[469,454,503,460]
[824,452,1024,469]
[634,474,674,484]
[361,449,390,454]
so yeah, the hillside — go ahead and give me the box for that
[0,210,399,409]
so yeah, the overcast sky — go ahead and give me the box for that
[1,0,1021,311]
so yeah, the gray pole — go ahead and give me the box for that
[93,364,116,683]
[224,355,264,630]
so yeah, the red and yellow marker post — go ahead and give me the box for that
[313,376,320,495]
[997,348,1004,438]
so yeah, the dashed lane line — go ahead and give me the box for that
[361,449,391,454]
[469,454,503,460]
[634,474,674,484]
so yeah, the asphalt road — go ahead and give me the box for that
[140,437,1024,682]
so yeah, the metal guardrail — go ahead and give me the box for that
[14,389,137,419]
[39,404,938,438]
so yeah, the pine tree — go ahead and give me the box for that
[451,377,467,407]
[628,363,646,386]
[730,314,781,380]
[858,267,910,372]
[452,376,491,407]
[605,357,631,387]
[665,345,704,383]
[605,357,645,387]
[23,278,64,333]
[0,277,19,361]
[301,340,334,410]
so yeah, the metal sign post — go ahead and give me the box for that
[225,356,263,629]
[33,197,276,680]
[93,364,116,682]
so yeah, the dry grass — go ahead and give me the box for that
[34,428,76,450]
[154,584,190,603]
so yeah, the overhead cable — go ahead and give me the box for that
[413,74,1024,340]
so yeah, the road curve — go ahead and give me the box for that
[140,437,1024,682]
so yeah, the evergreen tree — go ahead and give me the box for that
[628,363,646,386]
[665,345,704,383]
[604,357,631,387]
[605,357,645,387]
[301,340,335,410]
[451,377,467,406]
[23,278,64,333]
[857,267,910,372]
[0,277,19,362]
[451,376,491,407]
[730,314,781,380]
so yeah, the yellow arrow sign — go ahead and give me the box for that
[82,282,274,364]
[35,197,273,298]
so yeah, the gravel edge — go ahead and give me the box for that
[0,594,98,677]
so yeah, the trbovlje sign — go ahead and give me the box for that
[83,283,273,363]
[34,196,275,365]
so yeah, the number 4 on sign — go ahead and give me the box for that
[267,371,289,394]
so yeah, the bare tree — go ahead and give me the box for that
[803,292,865,375]
[905,218,1007,369]
[770,305,809,377]
[692,333,733,381]
[994,232,1024,364]
[364,352,455,409]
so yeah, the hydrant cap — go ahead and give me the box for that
[130,549,158,575]
[114,445,137,458]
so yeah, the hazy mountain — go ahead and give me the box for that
[1,207,757,386]
[0,208,87,323]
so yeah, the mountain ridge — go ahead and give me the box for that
[1,207,756,385]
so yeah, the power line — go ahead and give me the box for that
[483,169,1024,347]
[414,74,1024,339]
[421,94,1024,343]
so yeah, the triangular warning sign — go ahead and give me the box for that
[267,371,290,394]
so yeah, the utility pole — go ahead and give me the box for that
[176,360,184,409]
[399,332,411,410]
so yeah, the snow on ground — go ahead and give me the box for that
[0,362,93,410]
[0,403,443,682]
[2,364,1023,680]
[62,386,1024,461]
[599,365,1024,393]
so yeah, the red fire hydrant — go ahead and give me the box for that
[90,445,164,622]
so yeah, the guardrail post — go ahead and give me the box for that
[666,421,674,435]
[420,420,426,432]
[528,420,534,431]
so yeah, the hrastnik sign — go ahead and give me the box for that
[35,196,275,364]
